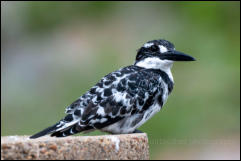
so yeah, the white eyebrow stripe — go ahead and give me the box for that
[159,45,168,53]
[143,43,154,48]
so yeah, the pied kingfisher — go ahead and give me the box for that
[30,39,195,139]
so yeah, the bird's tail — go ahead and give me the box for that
[30,114,86,139]
[30,122,61,139]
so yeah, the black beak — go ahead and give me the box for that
[160,50,196,61]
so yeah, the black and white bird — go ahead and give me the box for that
[30,39,195,139]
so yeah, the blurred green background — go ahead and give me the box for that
[1,1,240,159]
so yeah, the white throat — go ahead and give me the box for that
[135,57,174,82]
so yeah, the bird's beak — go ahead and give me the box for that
[160,50,196,61]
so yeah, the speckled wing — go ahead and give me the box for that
[46,65,164,137]
[64,65,161,129]
[30,65,163,138]
[65,65,143,115]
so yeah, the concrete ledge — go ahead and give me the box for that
[1,133,149,160]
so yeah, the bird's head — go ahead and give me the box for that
[135,39,195,71]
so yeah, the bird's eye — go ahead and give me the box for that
[150,45,159,52]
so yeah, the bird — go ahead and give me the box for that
[30,39,195,139]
